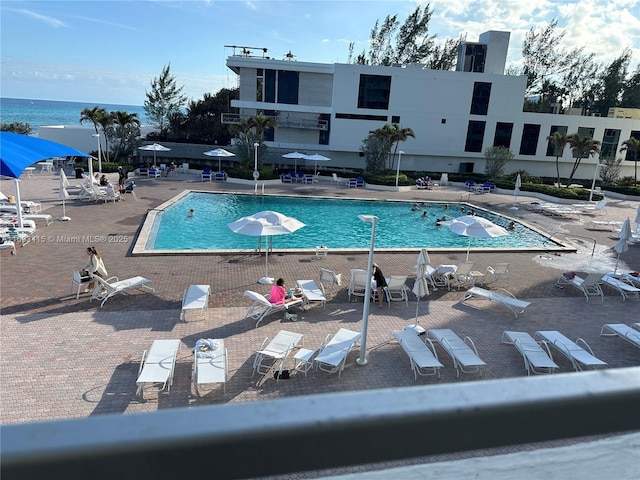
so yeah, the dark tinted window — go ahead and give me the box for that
[470,82,491,115]
[494,122,513,148]
[519,124,540,155]
[277,70,299,105]
[465,120,486,152]
[358,74,391,110]
[546,125,568,156]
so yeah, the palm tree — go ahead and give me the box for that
[111,111,140,161]
[620,137,640,185]
[80,106,108,165]
[546,131,568,187]
[388,124,415,170]
[248,113,277,143]
[567,133,601,185]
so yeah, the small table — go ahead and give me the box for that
[315,245,328,258]
[470,270,485,285]
[23,167,35,179]
[38,162,53,172]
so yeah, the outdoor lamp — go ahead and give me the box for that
[356,214,379,366]
[395,151,404,187]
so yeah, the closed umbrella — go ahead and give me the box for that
[58,168,71,221]
[228,211,305,284]
[138,143,170,167]
[204,148,235,172]
[635,205,640,233]
[282,151,306,173]
[442,215,509,260]
[613,217,631,274]
[303,153,330,176]
[511,174,521,210]
[408,248,430,334]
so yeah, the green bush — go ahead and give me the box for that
[226,166,280,180]
[362,171,414,186]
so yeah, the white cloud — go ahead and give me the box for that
[8,7,67,28]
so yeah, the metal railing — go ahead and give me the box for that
[2,367,639,480]
[221,113,328,131]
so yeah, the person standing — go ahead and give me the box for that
[372,263,387,308]
[117,166,128,193]
[82,246,108,293]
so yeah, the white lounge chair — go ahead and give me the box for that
[618,272,640,289]
[314,328,361,379]
[244,290,303,328]
[319,268,342,292]
[0,219,36,234]
[462,287,531,318]
[89,275,154,307]
[445,261,476,290]
[555,272,604,302]
[587,219,624,230]
[485,263,510,286]
[0,239,16,255]
[252,330,304,379]
[392,329,443,380]
[0,192,41,213]
[427,328,485,377]
[181,284,211,321]
[136,339,180,399]
[193,338,227,396]
[534,331,606,371]
[600,324,640,350]
[1,213,53,226]
[384,276,409,306]
[501,331,559,375]
[425,264,450,290]
[600,274,640,301]
[296,279,327,309]
[348,269,371,302]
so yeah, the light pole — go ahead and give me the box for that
[589,162,605,202]
[356,214,379,366]
[395,151,404,187]
[92,133,102,174]
[253,142,260,193]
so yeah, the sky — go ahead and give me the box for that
[1,0,639,106]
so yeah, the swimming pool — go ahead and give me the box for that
[136,191,564,254]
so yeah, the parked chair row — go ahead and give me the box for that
[555,272,640,301]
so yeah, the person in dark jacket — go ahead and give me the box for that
[372,263,387,308]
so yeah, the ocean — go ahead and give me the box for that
[0,97,147,134]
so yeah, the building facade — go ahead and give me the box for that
[226,31,640,180]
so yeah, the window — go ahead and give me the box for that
[256,69,264,102]
[319,114,330,145]
[335,113,388,121]
[494,123,513,148]
[519,124,540,156]
[461,43,487,73]
[263,69,299,104]
[391,116,400,123]
[624,131,640,160]
[470,82,491,115]
[358,74,391,110]
[546,125,568,156]
[465,120,486,152]
[600,129,620,160]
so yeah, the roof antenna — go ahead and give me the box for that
[284,50,296,61]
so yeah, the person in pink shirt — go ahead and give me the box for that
[269,278,299,305]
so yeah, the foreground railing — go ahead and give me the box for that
[2,367,639,480]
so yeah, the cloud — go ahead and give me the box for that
[7,7,67,28]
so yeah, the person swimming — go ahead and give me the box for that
[187,209,195,217]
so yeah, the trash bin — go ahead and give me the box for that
[75,167,84,179]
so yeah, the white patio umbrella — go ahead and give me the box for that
[203,148,235,172]
[511,174,521,210]
[282,151,306,172]
[58,167,70,221]
[303,153,330,176]
[442,215,509,260]
[228,211,305,284]
[613,217,631,274]
[409,248,430,334]
[635,205,640,232]
[138,143,170,167]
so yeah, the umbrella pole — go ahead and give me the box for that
[614,253,620,274]
[466,238,472,261]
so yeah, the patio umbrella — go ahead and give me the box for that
[511,174,521,210]
[282,151,306,172]
[138,143,170,167]
[408,248,430,334]
[613,217,632,274]
[227,211,305,284]
[58,167,71,221]
[442,215,509,260]
[204,148,235,172]
[635,205,640,232]
[0,132,89,228]
[303,153,330,176]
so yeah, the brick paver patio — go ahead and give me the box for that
[2,170,639,432]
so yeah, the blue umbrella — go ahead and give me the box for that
[0,132,89,178]
[0,132,89,227]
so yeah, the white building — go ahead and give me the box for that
[226,31,640,180]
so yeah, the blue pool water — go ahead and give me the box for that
[146,192,556,251]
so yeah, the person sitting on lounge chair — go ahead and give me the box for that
[82,246,108,293]
[269,278,301,305]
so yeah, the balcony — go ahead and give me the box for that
[221,113,328,131]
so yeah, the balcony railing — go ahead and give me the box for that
[221,113,328,131]
[2,367,639,480]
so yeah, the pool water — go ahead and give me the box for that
[145,192,558,252]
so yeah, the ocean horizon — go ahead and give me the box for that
[0,97,148,133]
